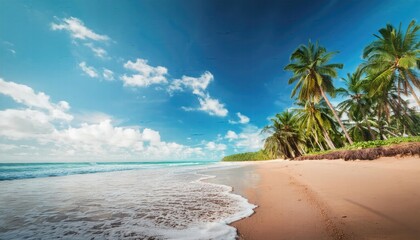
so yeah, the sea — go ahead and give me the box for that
[0,161,256,240]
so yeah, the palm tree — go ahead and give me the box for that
[344,114,379,142]
[337,69,376,140]
[363,20,420,106]
[284,41,354,144]
[370,83,417,139]
[262,111,304,159]
[294,100,339,150]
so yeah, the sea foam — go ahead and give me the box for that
[0,162,256,239]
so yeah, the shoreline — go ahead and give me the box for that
[211,157,420,240]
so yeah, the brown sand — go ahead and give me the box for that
[213,157,420,240]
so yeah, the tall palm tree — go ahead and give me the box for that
[371,83,417,139]
[363,20,420,106]
[284,41,354,144]
[262,111,304,159]
[294,100,338,150]
[337,69,376,140]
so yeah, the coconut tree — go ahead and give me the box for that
[294,100,339,150]
[284,41,354,144]
[262,111,304,159]
[370,82,417,138]
[337,69,376,140]
[343,114,379,142]
[363,20,420,106]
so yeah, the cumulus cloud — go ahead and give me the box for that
[225,130,238,141]
[226,125,266,151]
[174,72,229,117]
[79,61,98,78]
[237,112,250,124]
[84,43,108,59]
[0,109,56,140]
[196,94,228,117]
[52,120,204,160]
[103,68,114,81]
[205,141,227,151]
[0,78,72,121]
[0,78,207,161]
[51,17,109,41]
[120,58,168,87]
[54,120,144,152]
[168,71,213,96]
[229,112,250,124]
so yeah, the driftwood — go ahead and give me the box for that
[295,142,420,161]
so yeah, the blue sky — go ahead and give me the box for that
[0,0,419,162]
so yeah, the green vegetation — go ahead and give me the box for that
[265,20,420,159]
[308,136,420,155]
[222,150,271,162]
[224,20,420,161]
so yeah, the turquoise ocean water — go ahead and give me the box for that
[0,161,255,239]
[0,161,215,181]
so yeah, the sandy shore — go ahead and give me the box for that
[209,157,420,240]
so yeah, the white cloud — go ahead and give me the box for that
[0,78,210,161]
[237,112,250,124]
[175,72,229,117]
[51,17,109,41]
[79,61,98,78]
[168,71,213,96]
[195,94,228,117]
[0,78,72,121]
[103,68,114,81]
[120,58,168,87]
[55,120,144,152]
[0,143,18,151]
[227,125,266,151]
[229,112,250,124]
[84,43,108,59]
[51,120,204,160]
[73,112,115,124]
[142,128,161,145]
[205,141,227,151]
[0,109,56,140]
[225,130,238,141]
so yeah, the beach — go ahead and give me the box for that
[0,162,255,239]
[209,157,420,240]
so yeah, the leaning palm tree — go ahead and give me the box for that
[362,20,420,106]
[370,82,418,138]
[337,69,376,140]
[294,100,339,150]
[262,111,304,159]
[284,41,354,144]
[344,114,379,142]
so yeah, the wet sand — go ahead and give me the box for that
[210,157,420,240]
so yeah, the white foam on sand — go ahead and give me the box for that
[0,162,256,239]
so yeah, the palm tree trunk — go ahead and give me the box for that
[319,86,354,144]
[360,107,375,140]
[403,70,420,106]
[364,117,375,140]
[313,133,325,151]
[405,78,420,106]
[322,130,336,149]
[308,136,316,149]
[377,108,384,140]
[314,117,336,149]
